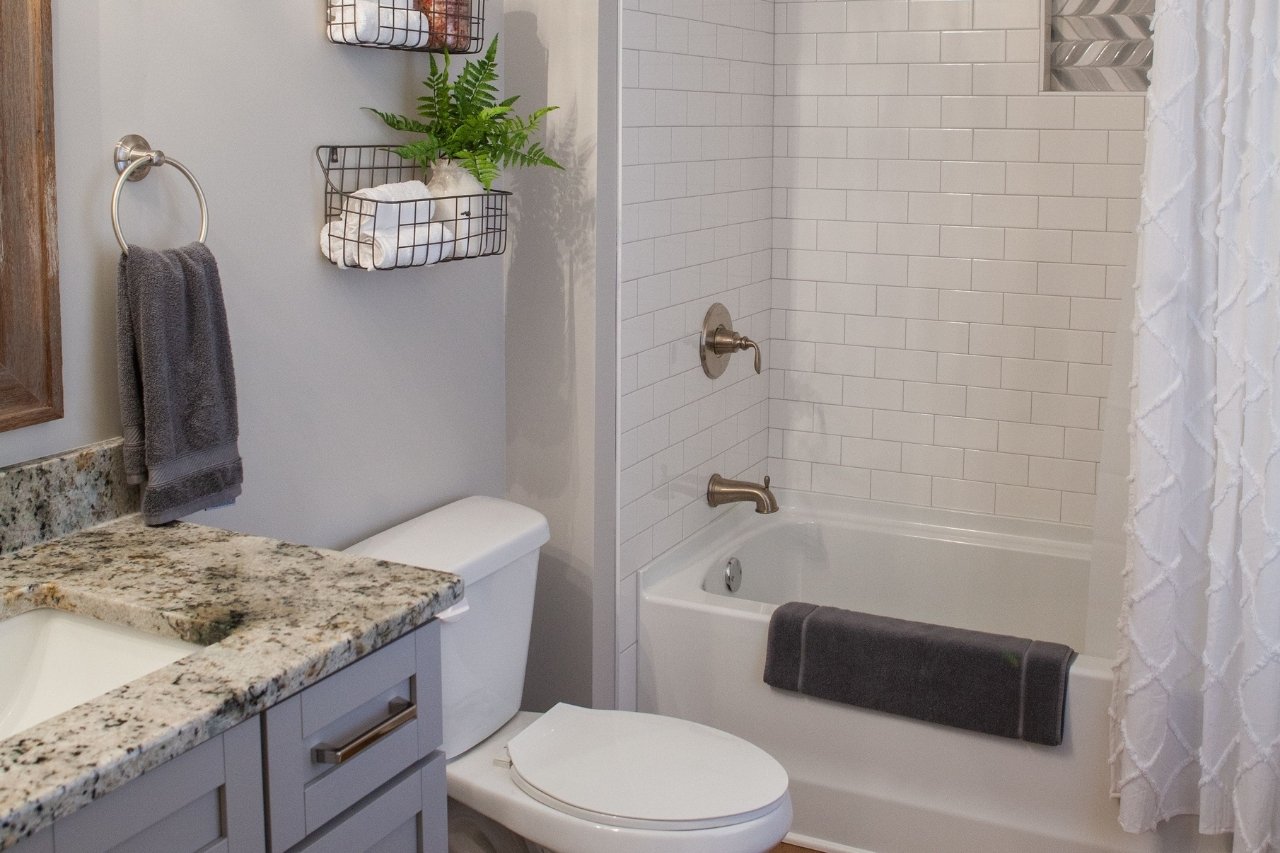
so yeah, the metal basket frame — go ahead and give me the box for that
[317,145,510,270]
[325,0,485,54]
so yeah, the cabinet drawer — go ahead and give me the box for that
[287,753,446,853]
[265,622,442,852]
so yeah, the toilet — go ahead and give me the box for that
[345,496,792,853]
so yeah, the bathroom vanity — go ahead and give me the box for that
[0,517,462,852]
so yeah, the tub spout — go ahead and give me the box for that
[707,474,779,514]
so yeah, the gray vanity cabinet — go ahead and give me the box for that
[8,620,447,853]
[11,717,265,853]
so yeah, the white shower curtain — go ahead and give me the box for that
[1110,0,1280,847]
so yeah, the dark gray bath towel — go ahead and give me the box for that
[117,243,242,525]
[764,602,1076,746]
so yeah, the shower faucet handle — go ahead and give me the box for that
[700,303,763,378]
[708,326,762,373]
[745,336,763,374]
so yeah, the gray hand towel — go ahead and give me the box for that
[764,602,1076,746]
[117,243,242,525]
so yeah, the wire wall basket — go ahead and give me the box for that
[318,145,510,271]
[326,0,484,53]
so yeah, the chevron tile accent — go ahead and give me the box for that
[1048,0,1152,91]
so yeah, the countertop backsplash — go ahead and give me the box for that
[0,439,139,555]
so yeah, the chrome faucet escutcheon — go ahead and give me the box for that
[707,474,779,514]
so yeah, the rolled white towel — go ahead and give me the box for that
[375,7,433,48]
[322,220,455,270]
[321,221,358,269]
[327,0,379,44]
[342,179,435,247]
[370,222,456,270]
[327,0,432,48]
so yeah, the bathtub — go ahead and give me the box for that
[637,492,1220,853]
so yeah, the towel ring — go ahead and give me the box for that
[111,134,209,254]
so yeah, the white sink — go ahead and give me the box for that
[0,609,203,740]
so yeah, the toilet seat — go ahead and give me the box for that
[504,704,790,832]
[448,711,793,853]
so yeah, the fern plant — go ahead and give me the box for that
[368,36,561,189]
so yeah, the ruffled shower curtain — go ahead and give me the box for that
[1109,0,1280,847]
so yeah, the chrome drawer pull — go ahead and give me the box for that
[312,699,417,765]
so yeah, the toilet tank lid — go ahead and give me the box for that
[343,496,550,585]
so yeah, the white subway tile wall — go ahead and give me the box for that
[619,0,776,696]
[770,0,1143,525]
[618,0,1144,702]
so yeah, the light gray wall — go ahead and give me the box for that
[1,1,507,549]
[503,0,617,712]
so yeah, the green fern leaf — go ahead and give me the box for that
[365,108,434,136]
[393,139,445,170]
[368,34,562,188]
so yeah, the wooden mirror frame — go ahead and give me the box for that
[0,0,62,432]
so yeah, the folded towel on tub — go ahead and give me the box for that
[763,602,1076,746]
[117,243,243,525]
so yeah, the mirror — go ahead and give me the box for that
[0,0,62,432]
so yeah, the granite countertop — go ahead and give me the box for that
[0,516,463,849]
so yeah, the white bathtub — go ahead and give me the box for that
[637,492,1220,853]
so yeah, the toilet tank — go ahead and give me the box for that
[344,496,550,758]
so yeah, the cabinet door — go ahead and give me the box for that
[51,718,264,853]
[289,753,446,853]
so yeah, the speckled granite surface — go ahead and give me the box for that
[0,517,462,849]
[0,440,139,556]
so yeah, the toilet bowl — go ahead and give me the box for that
[346,496,792,853]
